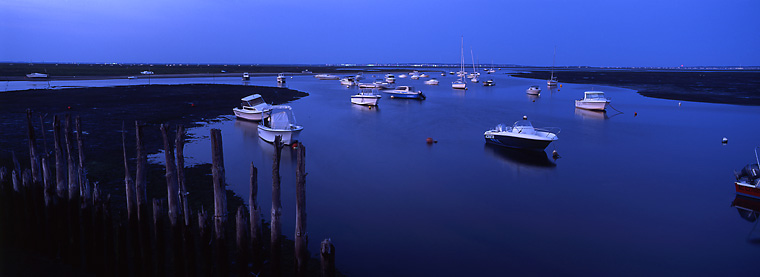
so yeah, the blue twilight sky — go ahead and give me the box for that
[1,0,758,67]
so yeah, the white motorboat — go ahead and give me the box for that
[424,78,439,85]
[452,80,467,89]
[441,72,446,76]
[140,71,154,75]
[127,76,137,79]
[548,46,558,86]
[257,106,303,144]
[484,116,559,151]
[410,74,420,80]
[526,85,541,95]
[385,73,396,83]
[398,74,408,78]
[359,79,392,89]
[315,74,339,80]
[575,91,610,111]
[735,147,760,199]
[233,94,272,121]
[470,76,479,83]
[26,72,49,78]
[383,86,426,99]
[483,79,495,86]
[242,72,250,81]
[351,89,382,106]
[340,76,357,86]
[277,73,286,84]
[419,73,429,78]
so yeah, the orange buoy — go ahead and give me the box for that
[426,137,434,144]
[560,84,563,88]
[634,112,637,117]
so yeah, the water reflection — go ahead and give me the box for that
[527,94,540,102]
[483,143,556,168]
[351,103,380,112]
[574,108,609,120]
[731,195,760,244]
[234,118,297,165]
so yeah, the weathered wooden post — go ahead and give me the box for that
[271,135,284,276]
[53,115,66,200]
[249,162,263,270]
[175,124,190,277]
[39,114,49,157]
[176,125,190,227]
[64,114,79,203]
[198,209,212,277]
[161,124,180,226]
[75,116,90,202]
[122,122,136,221]
[236,206,249,277]
[295,142,308,276]
[321,239,336,277]
[26,109,41,183]
[210,128,228,276]
[135,121,152,274]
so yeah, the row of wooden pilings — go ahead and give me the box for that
[0,109,336,276]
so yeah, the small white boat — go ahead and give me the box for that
[419,73,429,78]
[257,106,303,145]
[233,94,272,121]
[410,74,420,80]
[351,89,382,106]
[242,72,250,81]
[276,73,286,84]
[547,76,558,87]
[452,80,467,90]
[385,73,396,83]
[355,73,364,81]
[27,72,49,78]
[526,86,541,95]
[484,116,559,151]
[449,71,455,75]
[424,78,439,85]
[470,76,479,83]
[140,71,154,75]
[441,72,446,76]
[383,86,426,100]
[127,76,137,79]
[359,79,392,89]
[398,74,408,78]
[340,76,357,86]
[483,79,495,86]
[575,91,610,111]
[315,74,340,80]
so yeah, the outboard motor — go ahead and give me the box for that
[736,163,760,182]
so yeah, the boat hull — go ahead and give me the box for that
[736,181,760,199]
[351,95,380,106]
[452,83,467,89]
[385,92,424,100]
[233,108,267,121]
[547,80,558,86]
[575,100,608,111]
[526,89,541,95]
[484,133,554,151]
[257,126,303,144]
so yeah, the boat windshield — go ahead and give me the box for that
[512,119,536,134]
[244,97,266,107]
[268,107,297,129]
[584,92,606,100]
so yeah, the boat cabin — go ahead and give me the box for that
[395,86,414,92]
[240,94,267,110]
[262,106,298,130]
[582,91,608,101]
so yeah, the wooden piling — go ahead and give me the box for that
[75,116,89,201]
[26,109,41,183]
[271,135,284,276]
[210,128,228,276]
[236,206,250,277]
[295,142,308,276]
[161,124,180,227]
[53,115,66,200]
[122,122,136,220]
[321,239,336,277]
[135,121,148,221]
[39,114,49,156]
[249,162,263,270]
[176,125,190,227]
[153,199,166,276]
[64,114,79,202]
[198,209,212,277]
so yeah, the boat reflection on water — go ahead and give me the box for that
[574,108,608,120]
[527,94,539,102]
[483,143,556,168]
[234,119,297,164]
[276,82,288,88]
[351,102,380,112]
[731,195,760,244]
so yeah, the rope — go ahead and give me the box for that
[607,103,624,114]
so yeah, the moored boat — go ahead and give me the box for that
[277,73,286,84]
[735,147,760,199]
[483,79,495,86]
[233,94,272,121]
[526,85,541,95]
[351,89,382,106]
[27,73,48,78]
[424,78,439,85]
[483,116,559,151]
[315,74,340,80]
[385,73,396,83]
[340,76,357,86]
[575,91,610,111]
[383,86,426,100]
[419,73,429,78]
[242,72,250,81]
[257,105,303,144]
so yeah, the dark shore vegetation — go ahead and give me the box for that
[511,69,760,105]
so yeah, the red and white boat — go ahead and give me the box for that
[735,147,760,199]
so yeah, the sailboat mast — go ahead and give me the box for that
[551,46,556,78]
[460,36,465,80]
[471,48,476,73]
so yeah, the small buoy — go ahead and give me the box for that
[722,137,728,144]
[523,115,528,120]
[532,99,535,102]
[190,103,195,107]
[634,112,637,117]
[552,150,560,159]
[67,106,71,109]
[292,142,298,149]
[426,137,434,144]
[560,84,563,88]
[678,102,681,106]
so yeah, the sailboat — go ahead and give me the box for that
[469,49,479,83]
[452,36,467,90]
[547,46,558,87]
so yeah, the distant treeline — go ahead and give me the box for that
[0,63,337,77]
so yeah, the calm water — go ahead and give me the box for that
[15,72,760,275]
